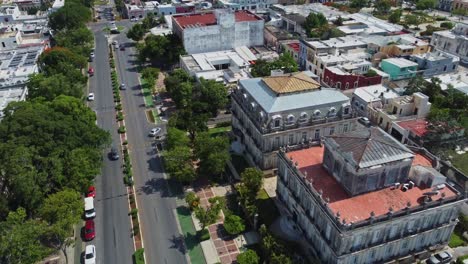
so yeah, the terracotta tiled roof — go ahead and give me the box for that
[262,72,320,95]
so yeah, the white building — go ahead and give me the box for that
[50,0,64,13]
[0,22,49,51]
[351,84,399,117]
[0,5,21,23]
[180,46,256,82]
[219,0,276,11]
[339,13,404,36]
[172,9,264,54]
[431,22,468,62]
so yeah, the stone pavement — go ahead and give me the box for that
[194,186,241,264]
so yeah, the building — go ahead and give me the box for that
[338,13,404,36]
[0,26,21,50]
[310,49,370,79]
[180,46,256,82]
[431,23,468,62]
[438,0,453,11]
[0,22,50,51]
[433,73,468,94]
[0,5,21,22]
[50,0,64,13]
[124,4,145,19]
[154,4,176,16]
[13,0,41,11]
[453,0,468,10]
[363,34,431,65]
[276,127,465,264]
[380,58,418,81]
[219,0,276,11]
[298,36,367,72]
[172,10,264,54]
[367,92,431,132]
[409,50,459,77]
[264,25,294,51]
[322,64,384,90]
[351,84,399,117]
[280,40,300,62]
[231,71,358,170]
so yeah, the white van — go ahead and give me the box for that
[84,197,96,219]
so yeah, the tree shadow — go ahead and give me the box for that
[182,231,200,252]
[169,234,187,254]
[146,155,164,174]
[138,177,166,195]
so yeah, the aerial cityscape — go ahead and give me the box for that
[0,0,467,263]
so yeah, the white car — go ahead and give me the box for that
[87,93,95,101]
[89,52,95,58]
[84,245,96,264]
[149,128,161,137]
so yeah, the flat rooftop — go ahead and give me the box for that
[288,146,457,224]
[382,58,418,68]
[173,10,261,29]
[396,119,428,137]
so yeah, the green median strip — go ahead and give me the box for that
[140,78,155,108]
[176,206,206,264]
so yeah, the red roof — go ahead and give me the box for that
[173,11,261,29]
[397,119,428,137]
[288,146,456,224]
[287,42,300,53]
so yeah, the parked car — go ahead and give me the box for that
[109,146,120,160]
[87,93,95,101]
[89,52,95,62]
[88,67,94,76]
[84,220,95,241]
[426,251,453,264]
[84,245,96,264]
[120,83,126,90]
[84,197,96,219]
[149,127,161,137]
[358,117,371,127]
[119,44,125,51]
[86,186,96,198]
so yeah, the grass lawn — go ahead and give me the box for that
[230,154,250,176]
[208,126,231,137]
[256,189,280,227]
[449,231,466,248]
[176,206,206,264]
[451,152,468,175]
[140,78,155,108]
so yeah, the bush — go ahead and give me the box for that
[436,16,447,21]
[115,104,123,111]
[117,112,124,121]
[224,214,245,235]
[133,223,140,236]
[441,21,454,29]
[185,192,200,211]
[198,229,210,241]
[130,208,139,218]
[118,125,126,133]
[133,249,145,264]
[216,121,232,128]
[110,60,115,68]
[237,249,259,264]
[123,140,128,145]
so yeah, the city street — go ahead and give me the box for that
[87,22,134,264]
[112,21,188,264]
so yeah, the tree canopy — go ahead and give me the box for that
[237,249,259,264]
[223,214,245,235]
[251,53,298,77]
[137,34,185,67]
[48,2,91,31]
[54,26,94,57]
[416,0,436,10]
[163,146,196,183]
[374,0,392,14]
[194,132,230,179]
[127,23,147,41]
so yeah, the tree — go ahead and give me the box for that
[54,26,94,57]
[194,132,230,179]
[141,67,160,80]
[364,69,378,77]
[374,0,392,14]
[141,13,159,30]
[350,0,369,9]
[452,8,468,20]
[237,168,263,219]
[270,253,293,264]
[405,14,424,29]
[138,34,185,67]
[38,47,87,73]
[163,146,196,183]
[166,127,190,150]
[185,192,200,210]
[0,208,52,264]
[28,73,84,100]
[237,249,259,264]
[39,190,83,264]
[416,0,436,10]
[251,53,298,77]
[48,2,91,31]
[441,21,454,29]
[388,9,402,23]
[333,16,344,26]
[196,78,229,116]
[223,214,245,235]
[127,23,146,41]
[194,197,224,231]
[303,13,327,36]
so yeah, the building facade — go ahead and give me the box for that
[231,71,358,170]
[431,23,468,62]
[172,10,264,54]
[322,65,383,90]
[438,0,453,11]
[380,58,418,81]
[409,50,459,77]
[276,128,465,264]
[219,0,276,11]
[351,84,399,117]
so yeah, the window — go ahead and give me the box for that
[314,110,321,117]
[329,127,335,135]
[302,131,307,141]
[288,134,294,144]
[354,81,359,88]
[344,107,350,115]
[336,82,341,89]
[314,129,320,139]
[299,112,308,122]
[343,124,348,132]
[287,114,295,124]
[402,240,408,249]
[325,76,329,83]
[345,82,349,89]
[273,137,280,148]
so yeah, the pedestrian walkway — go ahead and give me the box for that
[195,187,241,264]
[176,206,207,264]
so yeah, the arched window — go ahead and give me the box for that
[286,114,295,124]
[299,112,308,122]
[314,110,321,117]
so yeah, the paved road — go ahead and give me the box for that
[88,22,134,264]
[112,21,188,264]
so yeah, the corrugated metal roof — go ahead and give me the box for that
[328,127,414,168]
